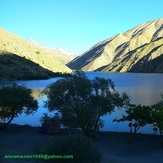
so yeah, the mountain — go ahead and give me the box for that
[67,18,163,73]
[28,40,75,64]
[0,28,71,80]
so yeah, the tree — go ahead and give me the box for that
[44,72,129,137]
[150,95,163,136]
[113,104,152,134]
[0,84,38,130]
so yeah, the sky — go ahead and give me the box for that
[0,0,163,56]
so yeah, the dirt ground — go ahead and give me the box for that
[0,125,163,163]
[93,132,163,163]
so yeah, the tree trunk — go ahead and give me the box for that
[0,113,15,130]
[134,127,137,134]
[82,127,91,137]
[129,122,133,133]
[93,114,101,133]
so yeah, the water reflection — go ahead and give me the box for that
[31,89,43,99]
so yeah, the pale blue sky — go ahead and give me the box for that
[0,0,162,55]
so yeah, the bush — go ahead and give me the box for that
[39,113,61,135]
[41,133,101,163]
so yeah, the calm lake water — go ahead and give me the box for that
[7,72,163,134]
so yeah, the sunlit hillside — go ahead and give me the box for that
[0,28,71,79]
[67,18,163,73]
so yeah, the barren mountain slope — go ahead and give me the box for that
[67,18,163,72]
[0,28,71,74]
[100,37,163,72]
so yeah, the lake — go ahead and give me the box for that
[5,72,163,134]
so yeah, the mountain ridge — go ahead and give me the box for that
[28,39,75,64]
[67,18,163,73]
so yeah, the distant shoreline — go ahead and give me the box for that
[0,72,72,82]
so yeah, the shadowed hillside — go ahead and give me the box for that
[0,27,71,80]
[0,53,62,80]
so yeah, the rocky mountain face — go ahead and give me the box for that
[67,18,163,73]
[0,28,72,80]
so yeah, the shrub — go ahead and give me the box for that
[113,104,152,134]
[41,133,101,163]
[151,96,163,136]
[40,113,61,125]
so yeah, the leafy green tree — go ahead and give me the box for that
[150,95,163,135]
[44,72,129,136]
[113,104,152,134]
[0,84,38,130]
